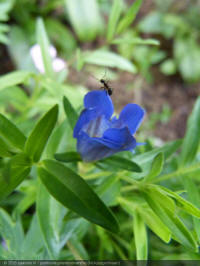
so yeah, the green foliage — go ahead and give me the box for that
[0,0,200,261]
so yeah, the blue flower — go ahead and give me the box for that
[73,90,145,162]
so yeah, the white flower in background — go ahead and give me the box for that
[30,44,66,73]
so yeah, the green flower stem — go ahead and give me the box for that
[153,162,200,183]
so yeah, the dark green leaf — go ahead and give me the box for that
[179,96,200,166]
[98,155,142,173]
[38,159,119,233]
[63,96,78,130]
[0,113,26,152]
[55,151,81,163]
[0,153,31,202]
[25,105,58,162]
[117,0,143,34]
[0,137,13,157]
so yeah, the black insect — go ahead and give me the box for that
[100,79,113,96]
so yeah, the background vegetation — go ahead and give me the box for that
[0,0,200,261]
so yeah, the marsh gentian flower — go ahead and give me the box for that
[73,90,145,162]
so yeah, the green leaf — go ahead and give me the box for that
[112,37,160,46]
[179,96,200,166]
[36,17,54,76]
[64,0,103,41]
[117,0,143,34]
[134,139,182,165]
[0,113,26,152]
[107,0,122,42]
[55,151,81,163]
[144,185,198,251]
[37,180,66,259]
[0,208,24,256]
[119,197,171,243]
[63,96,78,130]
[0,71,32,91]
[83,50,137,73]
[0,136,13,157]
[21,215,44,259]
[37,182,83,259]
[38,159,119,233]
[160,186,200,219]
[98,155,142,173]
[25,104,58,162]
[0,153,31,202]
[182,177,200,243]
[144,152,164,182]
[133,211,148,260]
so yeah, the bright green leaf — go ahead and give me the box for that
[133,211,148,260]
[0,71,32,91]
[117,0,143,34]
[65,0,103,41]
[144,186,198,251]
[83,50,137,73]
[112,37,160,46]
[107,0,122,42]
[144,152,164,182]
[36,17,54,77]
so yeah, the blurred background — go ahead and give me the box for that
[0,0,200,261]
[0,0,199,144]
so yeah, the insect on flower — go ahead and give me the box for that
[100,79,113,96]
[73,90,145,162]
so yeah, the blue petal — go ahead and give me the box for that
[84,90,114,119]
[73,109,98,138]
[77,127,136,162]
[112,104,145,134]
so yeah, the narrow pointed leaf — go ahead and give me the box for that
[25,105,58,162]
[0,71,32,91]
[36,17,54,76]
[144,186,198,251]
[117,0,143,34]
[98,155,142,173]
[38,159,119,233]
[107,0,122,42]
[55,151,81,163]
[133,211,148,260]
[144,152,164,182]
[0,153,31,202]
[63,96,78,130]
[179,96,200,166]
[0,114,26,151]
[160,186,200,219]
